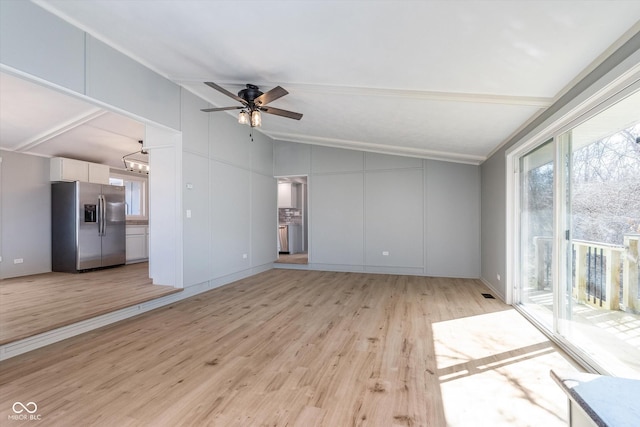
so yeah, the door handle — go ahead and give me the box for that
[99,195,106,236]
[102,195,107,236]
[97,195,102,236]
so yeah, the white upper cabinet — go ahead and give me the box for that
[50,157,110,184]
[88,162,110,184]
[50,157,88,182]
[278,182,298,208]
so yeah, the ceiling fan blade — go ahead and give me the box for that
[259,106,303,120]
[253,86,288,106]
[200,106,244,112]
[204,82,247,105]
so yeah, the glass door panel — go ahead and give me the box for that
[519,140,555,328]
[560,90,640,377]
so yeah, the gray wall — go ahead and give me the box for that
[0,2,277,287]
[480,31,640,300]
[275,143,481,277]
[480,150,506,297]
[0,1,180,130]
[181,89,276,288]
[426,160,481,278]
[0,151,51,278]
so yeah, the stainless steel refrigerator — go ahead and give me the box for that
[52,181,126,272]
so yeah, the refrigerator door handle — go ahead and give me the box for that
[97,195,101,236]
[102,194,107,236]
[98,195,106,236]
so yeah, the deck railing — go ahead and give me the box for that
[533,234,640,314]
[573,240,623,310]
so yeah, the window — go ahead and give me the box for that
[109,174,148,219]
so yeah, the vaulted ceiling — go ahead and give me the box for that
[2,1,640,166]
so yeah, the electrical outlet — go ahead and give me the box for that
[186,209,192,218]
[14,258,24,264]
[382,251,390,256]
[242,254,248,259]
[497,274,501,281]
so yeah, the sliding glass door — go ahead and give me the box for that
[515,87,640,378]
[519,140,555,329]
[559,90,640,377]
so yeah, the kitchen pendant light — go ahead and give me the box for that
[122,140,149,174]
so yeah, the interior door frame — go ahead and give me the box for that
[274,174,309,260]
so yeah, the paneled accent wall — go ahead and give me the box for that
[275,142,481,278]
[181,89,277,288]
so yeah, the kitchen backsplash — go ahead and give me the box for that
[279,208,302,225]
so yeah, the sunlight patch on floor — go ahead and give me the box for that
[433,310,580,426]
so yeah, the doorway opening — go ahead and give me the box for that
[276,176,308,265]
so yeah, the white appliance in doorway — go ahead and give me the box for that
[278,224,302,254]
[277,177,307,255]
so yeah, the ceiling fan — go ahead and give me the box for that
[201,82,303,127]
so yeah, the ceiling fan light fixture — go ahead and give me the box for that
[251,110,262,127]
[202,82,302,125]
[238,110,249,125]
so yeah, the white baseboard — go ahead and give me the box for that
[275,262,426,276]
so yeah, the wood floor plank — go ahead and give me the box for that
[0,270,580,426]
[0,263,180,344]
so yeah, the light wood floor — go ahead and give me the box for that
[0,263,180,345]
[0,270,581,426]
[275,252,308,264]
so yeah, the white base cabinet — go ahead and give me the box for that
[126,226,148,263]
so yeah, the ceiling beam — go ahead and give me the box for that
[14,108,107,153]
[176,78,553,107]
[263,130,486,165]
[286,84,553,107]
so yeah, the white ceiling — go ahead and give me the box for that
[0,72,147,168]
[2,1,640,166]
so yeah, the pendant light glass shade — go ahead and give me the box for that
[251,110,262,127]
[238,110,249,125]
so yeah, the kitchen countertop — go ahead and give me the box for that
[126,220,149,225]
[550,369,640,426]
